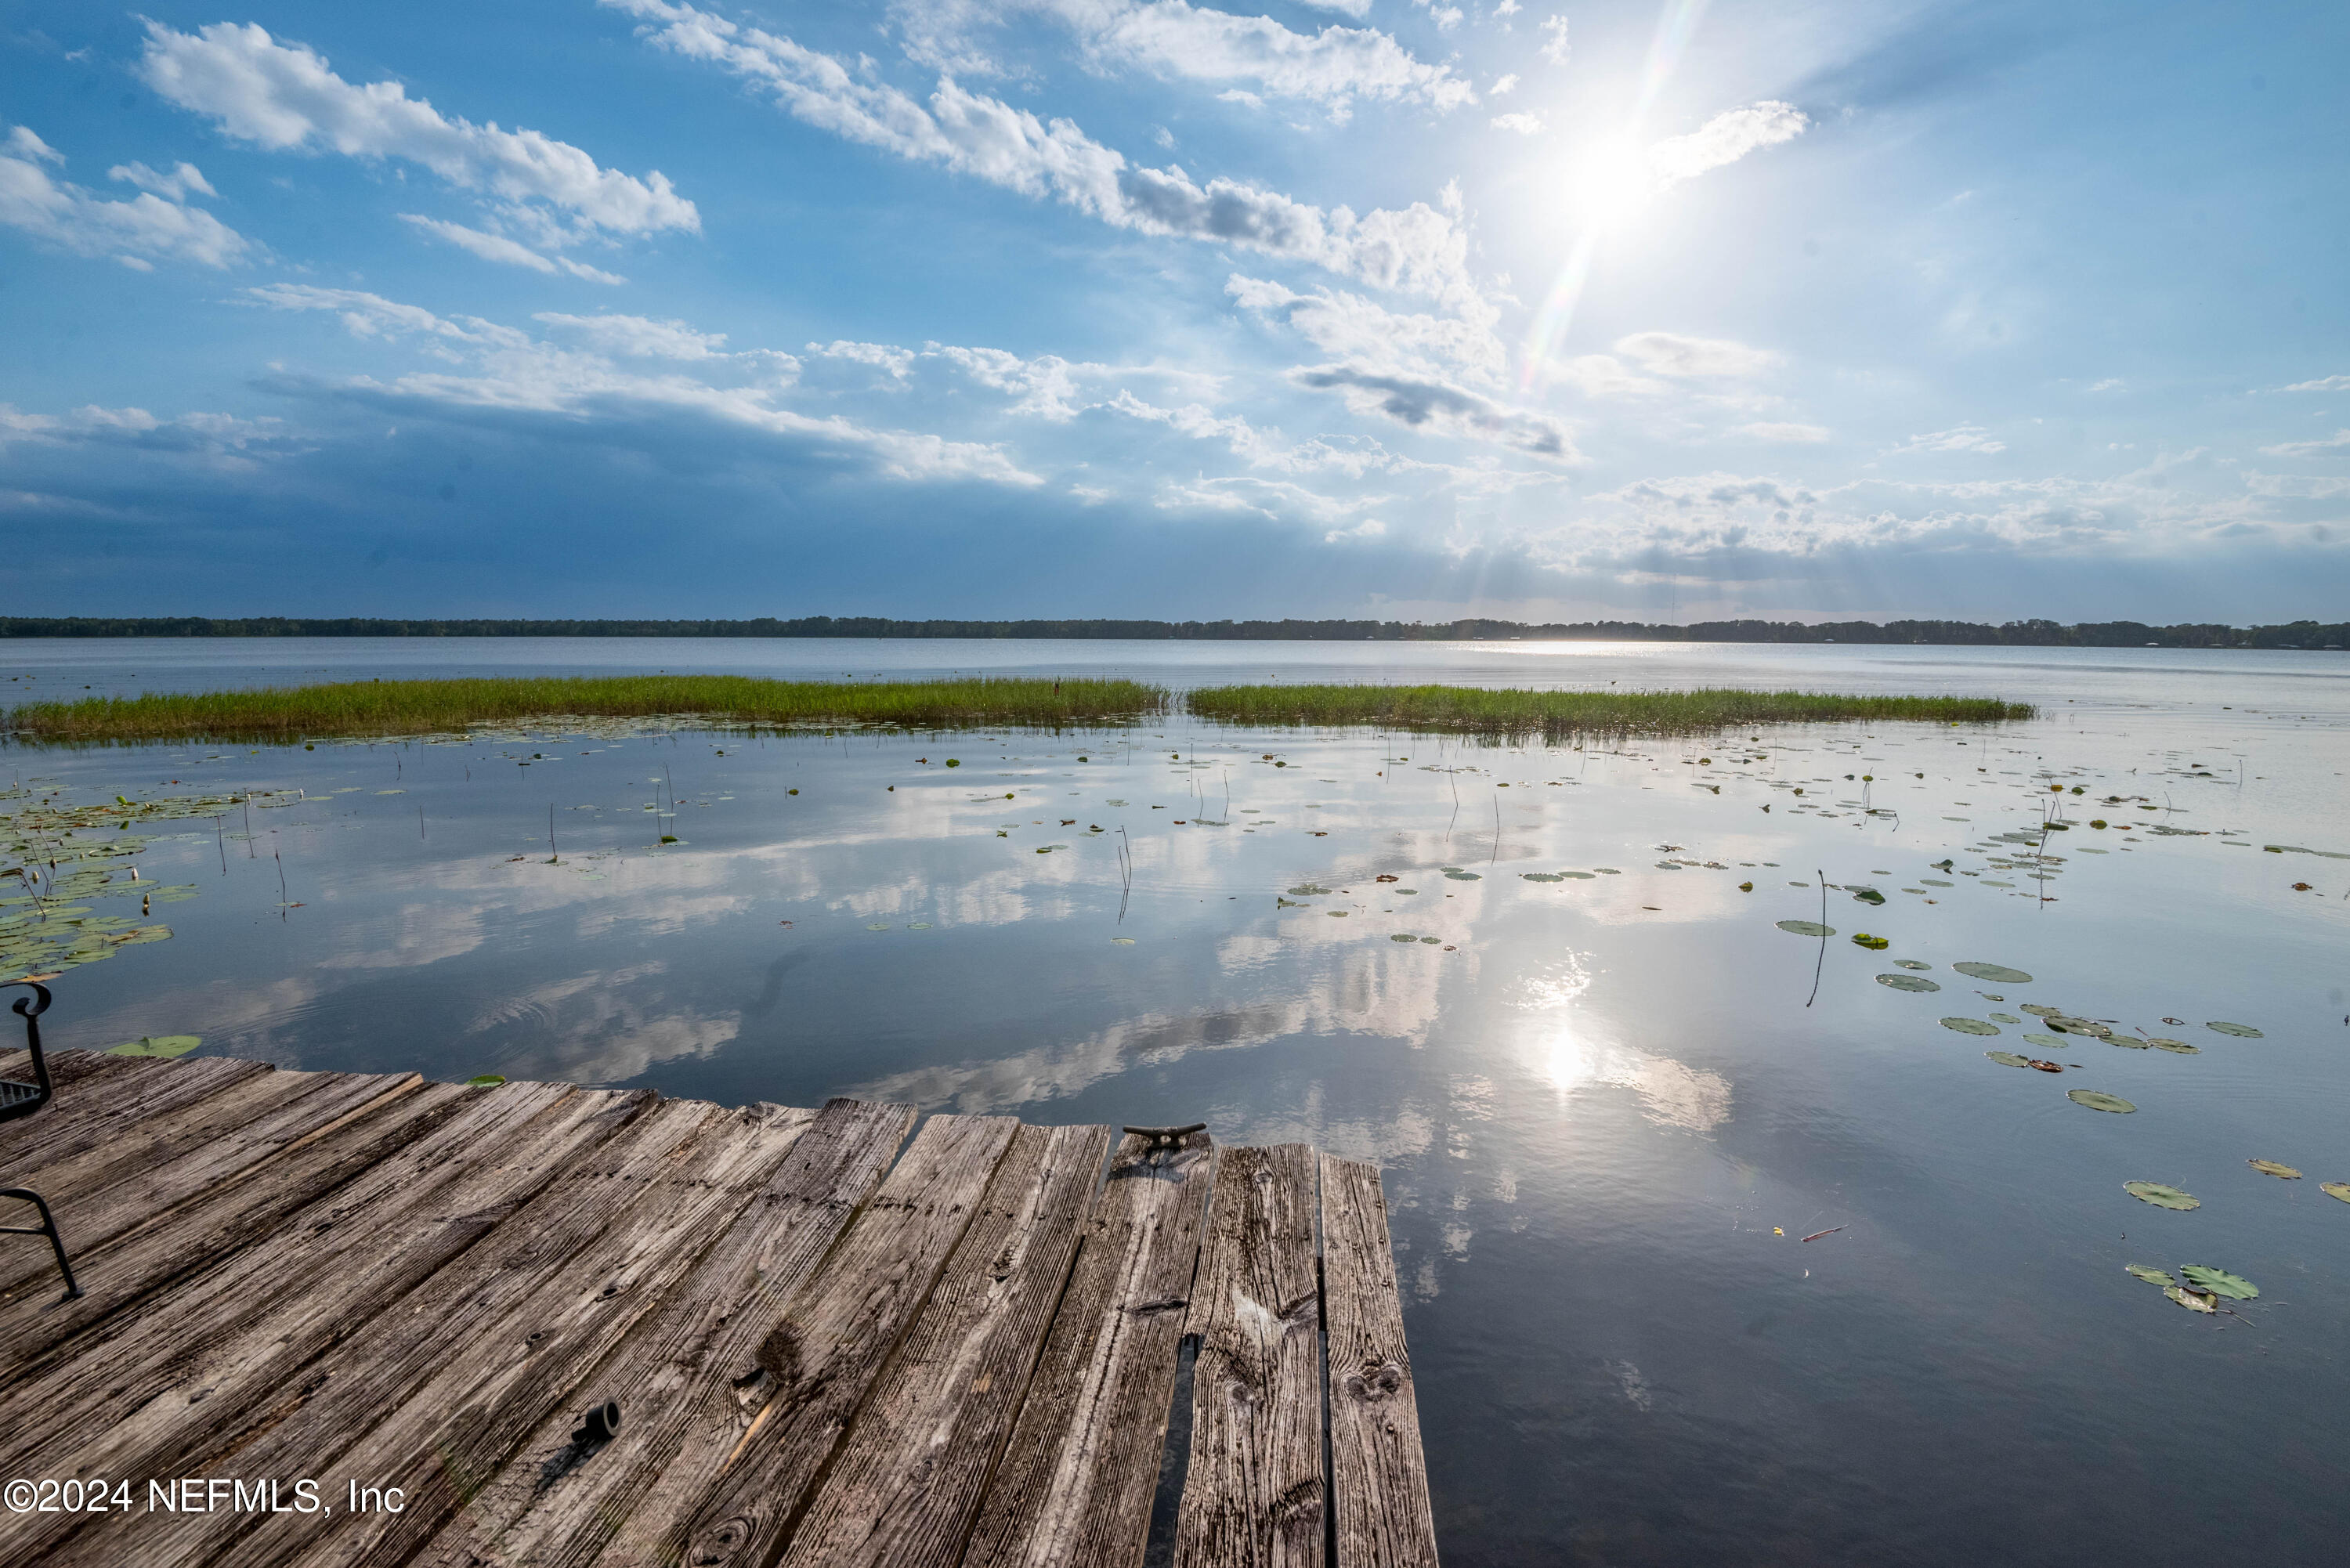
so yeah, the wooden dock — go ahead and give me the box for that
[0,1050,1437,1568]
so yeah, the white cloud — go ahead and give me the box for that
[1491,112,1543,135]
[2258,429,2350,458]
[1494,0,1521,14]
[1736,422,1831,443]
[1227,274,1504,381]
[1647,101,1808,186]
[1889,424,2008,455]
[1544,354,1665,399]
[877,0,1474,114]
[1614,331,1777,378]
[1430,5,1465,29]
[2086,378,2124,392]
[1538,15,1570,65]
[2279,374,2350,393]
[615,1,1475,302]
[397,214,626,282]
[139,20,696,268]
[0,125,250,268]
[809,340,919,380]
[244,286,1021,484]
[1490,73,1519,95]
[0,401,285,460]
[107,159,215,202]
[1325,517,1387,543]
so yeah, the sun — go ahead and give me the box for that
[1571,137,1657,233]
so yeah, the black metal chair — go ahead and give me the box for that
[2,982,82,1300]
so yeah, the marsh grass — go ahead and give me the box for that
[1183,683,2033,735]
[9,675,1167,742]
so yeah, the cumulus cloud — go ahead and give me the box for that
[614,0,1474,301]
[1615,331,1777,378]
[244,285,1029,485]
[139,20,695,268]
[1292,366,1577,458]
[1736,421,1831,443]
[1491,112,1543,135]
[808,340,919,380]
[1889,424,2008,455]
[1648,101,1808,186]
[1227,274,1504,381]
[1538,15,1570,65]
[878,0,1473,114]
[2259,429,2350,458]
[2279,375,2350,393]
[1,125,250,268]
[1490,73,1519,94]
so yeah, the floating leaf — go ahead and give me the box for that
[2144,1038,2198,1054]
[2178,1265,2258,1299]
[866,922,890,931]
[2067,1089,2136,1113]
[1441,869,1482,881]
[1877,974,1940,992]
[2320,1183,2350,1203]
[1954,962,2033,983]
[2019,1003,2063,1017]
[2205,1021,2263,1038]
[1849,887,1886,905]
[2164,1285,2218,1313]
[1941,1017,2001,1035]
[2247,1159,2302,1179]
[2023,1032,2071,1050]
[1419,935,1441,944]
[464,1073,507,1087]
[1520,873,1565,883]
[1852,933,1889,950]
[1111,937,1135,945]
[103,1035,201,1058]
[1987,1050,2031,1067]
[2052,1017,2113,1039]
[2125,1263,2176,1284]
[1287,884,1333,897]
[1987,1012,2022,1024]
[2124,1182,2199,1211]
[1776,919,1835,938]
[1892,958,1932,970]
[1390,934,1419,942]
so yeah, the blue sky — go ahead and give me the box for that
[2,0,2345,621]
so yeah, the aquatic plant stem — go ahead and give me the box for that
[1806,870,1827,1008]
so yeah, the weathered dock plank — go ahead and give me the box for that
[1173,1143,1325,1568]
[414,1096,916,1568]
[780,1120,1113,1568]
[671,1111,1021,1568]
[961,1130,1216,1568]
[1321,1154,1439,1568]
[0,1049,1440,1568]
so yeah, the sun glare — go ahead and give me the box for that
[1572,138,1658,233]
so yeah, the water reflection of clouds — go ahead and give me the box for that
[1513,955,1733,1133]
[462,960,740,1085]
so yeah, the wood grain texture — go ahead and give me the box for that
[0,1068,418,1303]
[139,1100,820,1568]
[1320,1155,1437,1568]
[0,1079,631,1545]
[670,1111,1021,1568]
[414,1096,916,1568]
[1173,1143,1325,1568]
[0,1075,461,1362]
[0,1053,270,1183]
[780,1120,1113,1568]
[961,1131,1215,1568]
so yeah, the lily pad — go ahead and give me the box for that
[1849,887,1885,905]
[2125,1263,2176,1284]
[2144,1038,2198,1054]
[2022,1032,2071,1050]
[1776,919,1835,938]
[2164,1285,2218,1313]
[2051,1017,2113,1039]
[2124,1182,2199,1211]
[1987,1050,2031,1067]
[1419,935,1441,944]
[1441,869,1482,882]
[1941,1017,2001,1035]
[2019,1003,2063,1017]
[1390,934,1419,942]
[2067,1089,2136,1113]
[103,1035,201,1058]
[1987,1013,2022,1025]
[1852,934,1889,950]
[1892,958,1932,970]
[2247,1160,2302,1179]
[1877,974,1940,992]
[1954,962,2034,984]
[464,1073,507,1087]
[1287,884,1334,897]
[2178,1264,2258,1299]
[2320,1182,2350,1203]
[1520,873,1566,883]
[2205,1021,2263,1038]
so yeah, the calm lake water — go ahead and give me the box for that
[5,638,2348,1566]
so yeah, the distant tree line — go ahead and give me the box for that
[0,615,2344,648]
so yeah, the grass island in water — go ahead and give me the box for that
[6,674,1169,742]
[1184,683,2034,735]
[8,675,2031,742]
